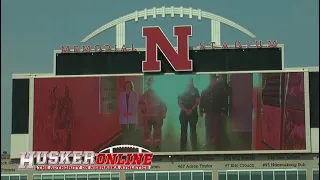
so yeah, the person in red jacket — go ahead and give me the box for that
[138,77,167,151]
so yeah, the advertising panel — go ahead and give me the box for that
[33,72,306,154]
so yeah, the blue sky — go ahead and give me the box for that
[1,0,319,152]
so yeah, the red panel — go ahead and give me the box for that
[33,77,121,151]
[252,88,266,150]
[282,109,306,150]
[282,72,306,150]
[231,74,253,132]
[285,73,305,110]
[261,105,282,150]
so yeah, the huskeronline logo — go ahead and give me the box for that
[18,145,153,170]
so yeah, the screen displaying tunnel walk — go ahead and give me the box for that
[32,72,306,153]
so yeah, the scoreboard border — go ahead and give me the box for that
[11,69,312,156]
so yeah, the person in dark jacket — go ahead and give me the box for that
[217,74,230,116]
[216,74,231,150]
[178,77,200,151]
[199,75,227,150]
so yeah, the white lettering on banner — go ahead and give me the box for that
[61,40,278,53]
[36,152,48,165]
[48,151,59,164]
[19,151,96,169]
[73,151,83,164]
[60,151,72,165]
[83,152,95,165]
[19,145,153,170]
[19,152,35,169]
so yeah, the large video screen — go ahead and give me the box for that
[33,72,306,154]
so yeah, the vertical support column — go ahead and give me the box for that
[211,20,221,46]
[116,22,126,47]
[119,171,126,180]
[28,78,34,151]
[212,169,219,180]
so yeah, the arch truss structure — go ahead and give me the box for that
[80,6,257,46]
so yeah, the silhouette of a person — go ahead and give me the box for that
[49,86,74,150]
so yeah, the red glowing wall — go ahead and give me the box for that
[32,73,306,152]
[33,77,124,151]
[253,72,306,150]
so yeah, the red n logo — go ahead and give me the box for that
[142,26,193,72]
